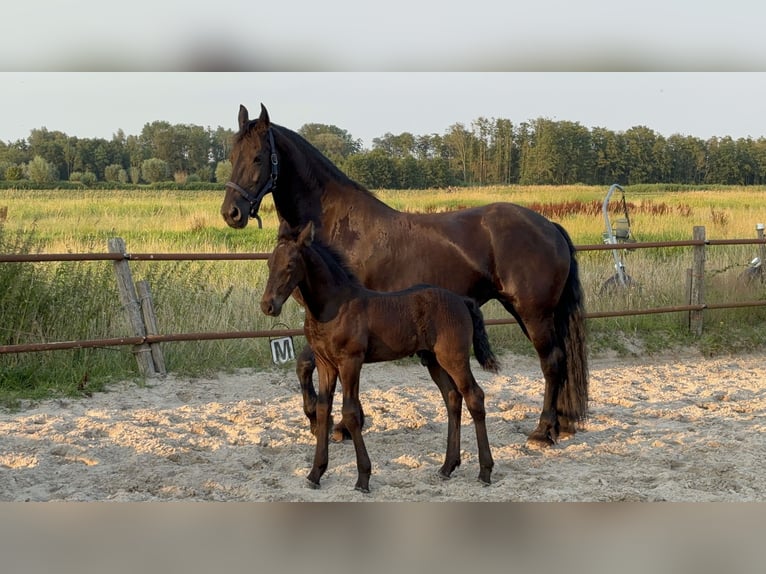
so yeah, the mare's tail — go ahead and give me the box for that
[553,222,590,423]
[464,298,500,373]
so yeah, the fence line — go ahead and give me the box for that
[3,231,766,367]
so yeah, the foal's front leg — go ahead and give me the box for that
[306,363,338,489]
[297,344,364,441]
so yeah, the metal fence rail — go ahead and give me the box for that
[3,230,766,365]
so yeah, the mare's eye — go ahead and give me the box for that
[254,156,262,165]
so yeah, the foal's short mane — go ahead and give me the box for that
[279,225,364,289]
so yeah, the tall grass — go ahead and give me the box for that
[2,185,766,406]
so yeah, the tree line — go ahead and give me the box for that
[2,116,766,189]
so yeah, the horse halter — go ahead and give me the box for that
[225,127,279,229]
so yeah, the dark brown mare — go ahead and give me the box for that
[261,220,499,492]
[221,104,589,446]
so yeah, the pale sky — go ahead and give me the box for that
[3,3,764,146]
[2,2,764,72]
[2,73,766,148]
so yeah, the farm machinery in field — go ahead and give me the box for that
[600,183,639,293]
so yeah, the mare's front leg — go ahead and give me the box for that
[306,362,338,489]
[339,360,372,493]
[296,345,319,435]
[424,358,463,480]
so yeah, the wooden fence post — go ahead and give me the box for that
[688,225,706,336]
[137,280,166,376]
[108,237,158,377]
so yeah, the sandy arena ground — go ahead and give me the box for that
[1,349,764,501]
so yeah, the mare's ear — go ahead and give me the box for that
[258,103,270,129]
[298,221,315,246]
[238,105,249,132]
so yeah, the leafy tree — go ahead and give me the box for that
[396,156,427,189]
[141,158,170,184]
[104,163,123,182]
[623,126,660,184]
[215,160,232,183]
[372,132,416,158]
[591,127,626,185]
[27,128,69,180]
[444,123,473,183]
[210,126,235,163]
[4,164,23,181]
[27,155,58,184]
[0,140,30,167]
[80,171,97,186]
[195,165,213,182]
[299,123,362,162]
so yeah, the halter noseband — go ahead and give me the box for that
[225,127,279,229]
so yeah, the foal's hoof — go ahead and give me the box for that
[331,423,352,443]
[305,478,321,490]
[354,484,370,494]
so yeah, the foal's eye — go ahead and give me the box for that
[254,156,262,165]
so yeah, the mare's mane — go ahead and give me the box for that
[238,120,373,198]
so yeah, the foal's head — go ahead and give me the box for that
[260,221,314,317]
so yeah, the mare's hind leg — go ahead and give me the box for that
[524,318,566,447]
[423,355,463,480]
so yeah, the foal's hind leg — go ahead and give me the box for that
[424,357,463,480]
[296,345,319,435]
[444,364,493,485]
[339,360,372,493]
[306,363,338,489]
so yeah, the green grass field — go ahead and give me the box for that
[2,184,766,407]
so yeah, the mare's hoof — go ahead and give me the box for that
[558,417,578,437]
[527,427,557,447]
[354,485,370,494]
[305,478,320,490]
[437,470,452,481]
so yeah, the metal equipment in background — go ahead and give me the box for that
[600,183,638,293]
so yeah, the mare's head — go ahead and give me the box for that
[221,103,278,229]
[260,221,314,317]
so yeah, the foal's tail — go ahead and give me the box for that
[464,299,500,373]
[553,222,590,424]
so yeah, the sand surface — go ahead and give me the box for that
[1,349,764,501]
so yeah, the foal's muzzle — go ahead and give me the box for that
[261,298,282,317]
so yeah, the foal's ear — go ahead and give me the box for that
[238,105,249,132]
[258,103,271,128]
[298,221,315,246]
